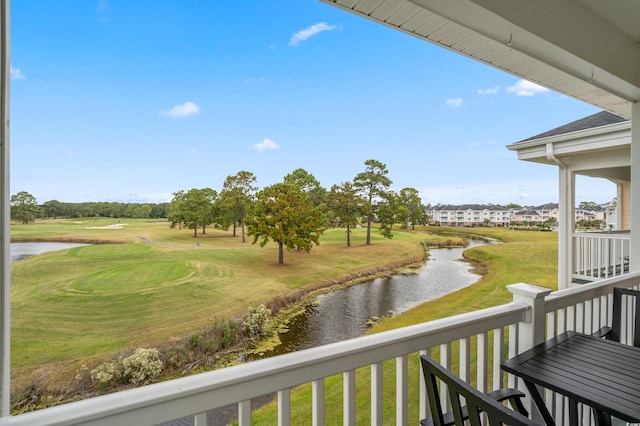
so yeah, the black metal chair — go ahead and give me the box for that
[594,287,640,347]
[420,355,537,426]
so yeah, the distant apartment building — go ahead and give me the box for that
[601,198,618,230]
[428,202,611,228]
[428,204,512,227]
[511,203,559,226]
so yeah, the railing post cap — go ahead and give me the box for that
[507,283,552,299]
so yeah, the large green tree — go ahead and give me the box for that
[283,168,327,209]
[353,159,392,245]
[41,199,66,219]
[327,182,363,247]
[284,168,330,227]
[578,201,601,211]
[168,188,217,237]
[247,182,324,264]
[399,187,426,230]
[218,171,257,243]
[167,190,186,230]
[10,191,40,224]
[375,190,400,239]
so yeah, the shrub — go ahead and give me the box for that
[221,319,238,348]
[122,348,163,385]
[89,347,163,389]
[75,364,89,382]
[243,304,272,338]
[90,360,121,389]
[165,345,187,370]
[190,334,201,349]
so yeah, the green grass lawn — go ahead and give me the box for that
[10,219,438,390]
[10,220,557,420]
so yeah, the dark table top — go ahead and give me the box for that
[502,331,640,422]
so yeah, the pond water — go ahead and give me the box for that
[261,239,485,356]
[10,242,90,263]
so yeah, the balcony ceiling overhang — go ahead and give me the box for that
[506,118,632,181]
[320,0,640,118]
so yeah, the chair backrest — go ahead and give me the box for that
[611,287,640,347]
[420,355,538,426]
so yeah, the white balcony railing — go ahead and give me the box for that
[573,231,630,282]
[1,273,639,426]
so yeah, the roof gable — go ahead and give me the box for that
[520,111,628,143]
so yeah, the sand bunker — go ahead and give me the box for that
[85,223,128,230]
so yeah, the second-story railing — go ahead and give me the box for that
[573,230,630,282]
[1,273,639,426]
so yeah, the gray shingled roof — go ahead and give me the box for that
[532,203,559,210]
[519,111,628,142]
[434,204,509,211]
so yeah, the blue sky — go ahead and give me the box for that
[9,1,613,206]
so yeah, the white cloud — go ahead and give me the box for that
[159,101,200,118]
[10,65,25,80]
[478,86,499,95]
[185,148,197,155]
[251,138,279,152]
[506,79,550,97]
[445,98,463,108]
[244,77,265,83]
[97,0,108,12]
[289,22,337,47]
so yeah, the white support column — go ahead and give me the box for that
[630,102,640,272]
[616,183,623,230]
[0,0,10,417]
[558,164,575,289]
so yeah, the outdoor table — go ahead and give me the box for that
[501,331,640,426]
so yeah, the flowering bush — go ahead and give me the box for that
[122,348,163,385]
[243,304,272,337]
[90,361,121,388]
[89,347,163,389]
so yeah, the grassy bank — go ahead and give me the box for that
[10,219,461,400]
[246,226,558,425]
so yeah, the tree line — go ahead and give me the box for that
[11,159,429,264]
[165,160,428,263]
[9,193,169,223]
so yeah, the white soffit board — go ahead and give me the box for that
[320,0,637,118]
